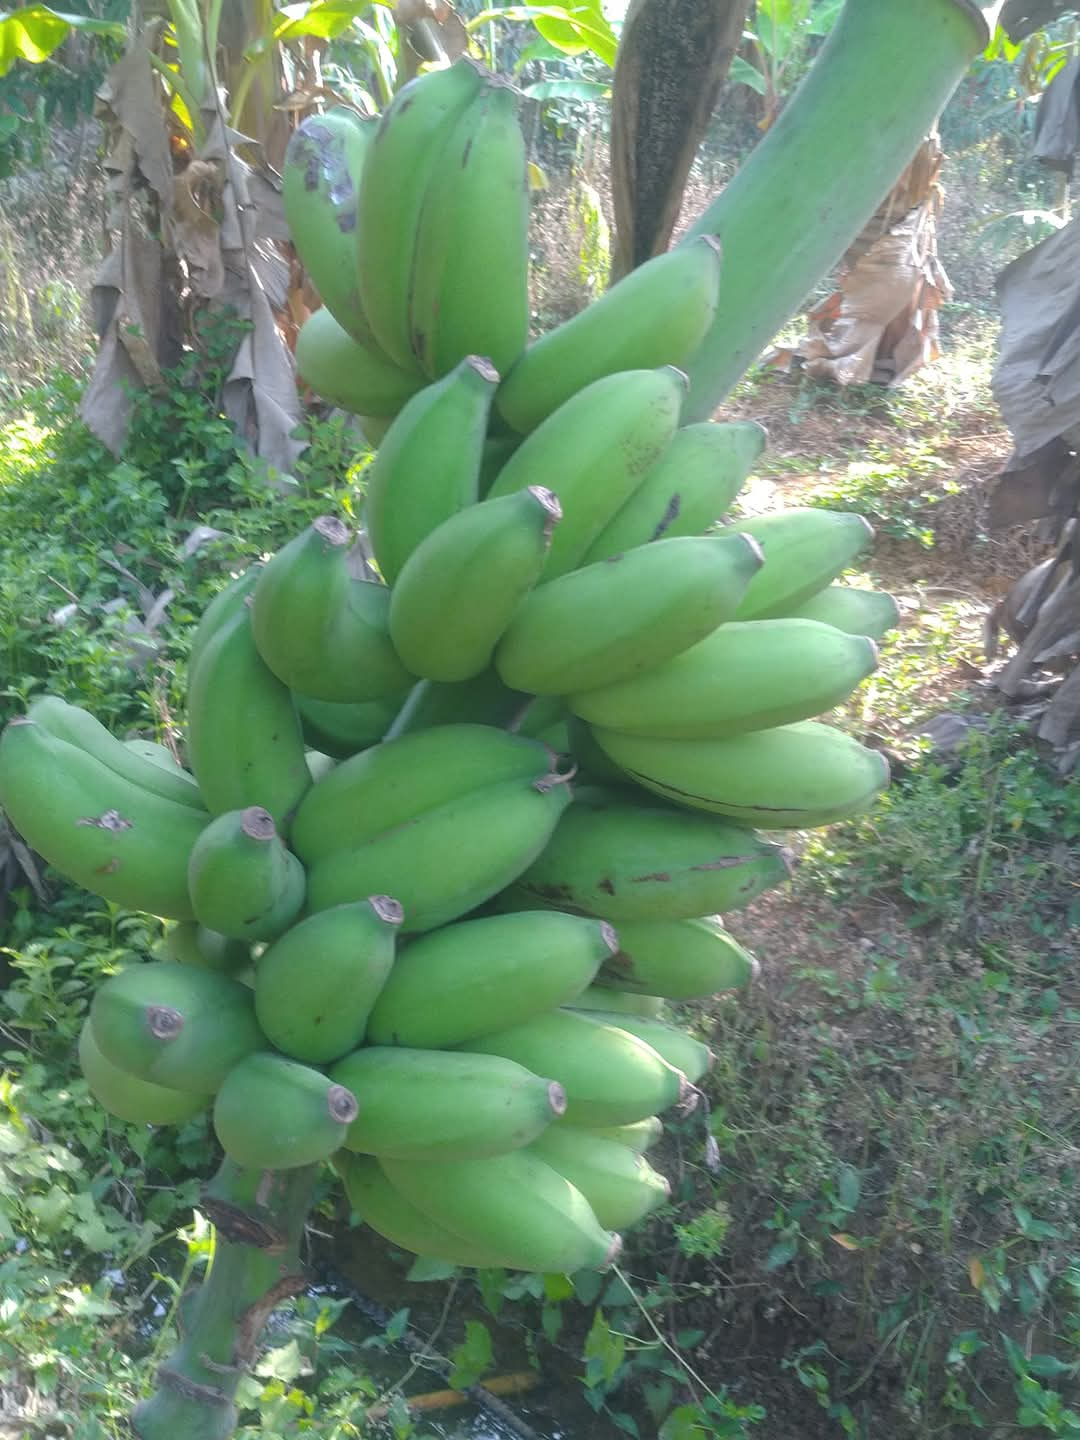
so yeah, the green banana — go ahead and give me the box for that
[583,420,767,562]
[597,916,757,999]
[293,691,405,759]
[124,738,185,771]
[571,986,664,1017]
[305,750,336,784]
[187,807,306,941]
[389,487,562,683]
[253,897,403,1064]
[186,565,262,679]
[186,608,311,831]
[305,769,574,933]
[212,1052,358,1170]
[251,517,414,702]
[282,107,385,349]
[363,354,498,585]
[593,722,890,829]
[783,583,901,640]
[335,1153,509,1267]
[27,695,203,810]
[381,1149,621,1273]
[0,719,206,920]
[89,961,262,1092]
[357,57,486,369]
[478,431,522,496]
[494,533,762,696]
[571,1011,713,1084]
[365,910,616,1048]
[727,509,874,620]
[78,1019,212,1127]
[409,79,529,379]
[495,236,722,434]
[460,1008,691,1126]
[330,1047,565,1160]
[487,368,687,580]
[528,1126,670,1231]
[569,618,878,739]
[290,724,554,866]
[161,922,251,975]
[508,786,789,920]
[586,1117,663,1153]
[295,306,423,418]
[386,670,529,737]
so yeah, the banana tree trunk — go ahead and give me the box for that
[131,1162,317,1440]
[680,0,1004,421]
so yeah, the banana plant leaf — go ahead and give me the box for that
[0,5,125,77]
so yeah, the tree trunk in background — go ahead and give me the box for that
[608,0,751,279]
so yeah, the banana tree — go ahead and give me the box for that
[122,6,1002,1436]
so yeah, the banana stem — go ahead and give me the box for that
[131,1161,317,1440]
[680,0,997,420]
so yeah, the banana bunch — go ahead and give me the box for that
[0,58,902,1281]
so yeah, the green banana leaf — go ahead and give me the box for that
[0,5,125,77]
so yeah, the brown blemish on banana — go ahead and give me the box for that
[78,809,132,831]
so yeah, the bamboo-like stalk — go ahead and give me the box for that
[680,0,1001,420]
[131,1161,317,1440]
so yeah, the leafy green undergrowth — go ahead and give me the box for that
[0,338,371,735]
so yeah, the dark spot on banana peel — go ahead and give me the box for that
[95,858,121,876]
[690,856,763,872]
[649,493,681,543]
[630,871,671,884]
[598,877,616,895]
[78,809,133,831]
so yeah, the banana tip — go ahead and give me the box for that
[369,894,405,926]
[241,807,278,842]
[466,355,500,385]
[602,1233,623,1269]
[547,1081,567,1117]
[314,515,351,548]
[328,1084,359,1125]
[599,922,620,957]
[739,532,766,570]
[146,1004,184,1041]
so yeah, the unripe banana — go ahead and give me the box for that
[330,1047,565,1161]
[571,1011,713,1084]
[251,517,413,702]
[0,719,207,920]
[597,916,757,999]
[187,565,261,678]
[487,369,687,580]
[78,1019,212,1127]
[213,1052,358,1170]
[381,1149,621,1274]
[496,236,722,434]
[727,508,874,620]
[389,487,562,683]
[28,695,203,810]
[571,986,664,1017]
[335,1153,510,1267]
[283,108,386,350]
[187,807,306,941]
[186,609,311,831]
[586,1117,663,1153]
[161,922,250,975]
[124,738,184,771]
[460,1008,691,1126]
[528,1127,670,1231]
[357,57,486,369]
[583,420,766,562]
[409,79,529,379]
[305,769,574,933]
[569,618,878,739]
[363,354,498,585]
[89,961,262,1092]
[495,533,762,696]
[254,896,403,1064]
[386,670,528,737]
[293,690,405,760]
[593,722,890,829]
[508,786,789,920]
[290,724,554,866]
[783,583,901,640]
[366,910,616,1048]
[295,306,423,418]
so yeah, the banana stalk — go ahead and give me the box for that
[131,1161,317,1440]
[680,0,997,419]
